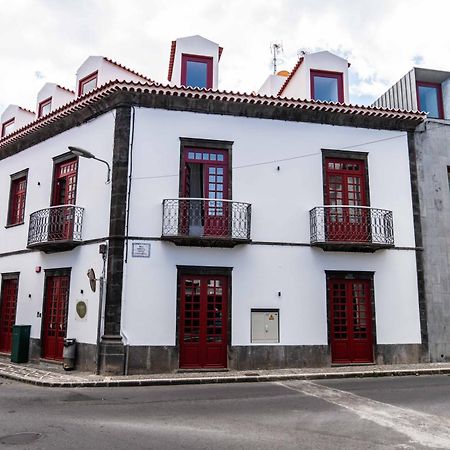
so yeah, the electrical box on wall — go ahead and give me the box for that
[251,309,279,343]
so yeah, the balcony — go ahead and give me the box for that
[310,206,394,252]
[27,205,84,252]
[161,198,251,247]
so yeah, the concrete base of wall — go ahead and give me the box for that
[229,345,330,370]
[427,343,450,363]
[375,343,426,365]
[27,341,426,374]
[98,337,125,375]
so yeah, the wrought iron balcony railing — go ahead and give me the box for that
[310,206,394,251]
[162,198,251,246]
[27,205,84,252]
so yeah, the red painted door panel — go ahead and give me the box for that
[180,275,228,369]
[0,278,19,353]
[325,158,369,242]
[42,275,70,360]
[49,159,77,241]
[329,278,373,364]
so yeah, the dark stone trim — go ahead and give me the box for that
[103,106,131,338]
[0,236,420,259]
[0,90,421,162]
[229,345,330,370]
[325,271,377,363]
[375,344,424,364]
[1,271,19,280]
[407,131,429,359]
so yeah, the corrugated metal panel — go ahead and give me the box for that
[410,69,418,110]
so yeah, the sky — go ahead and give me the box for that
[1,0,450,115]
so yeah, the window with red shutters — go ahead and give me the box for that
[8,174,27,226]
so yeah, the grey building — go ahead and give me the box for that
[374,67,450,362]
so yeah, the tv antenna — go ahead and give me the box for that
[271,42,283,74]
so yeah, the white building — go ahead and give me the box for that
[0,36,426,374]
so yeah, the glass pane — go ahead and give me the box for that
[418,85,440,118]
[313,75,339,102]
[186,60,208,88]
[81,77,97,95]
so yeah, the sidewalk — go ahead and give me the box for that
[1,357,450,388]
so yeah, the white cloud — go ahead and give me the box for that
[1,0,449,114]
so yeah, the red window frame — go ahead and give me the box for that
[1,118,14,138]
[416,81,444,119]
[181,54,213,89]
[310,69,344,103]
[78,71,98,96]
[38,97,52,118]
[8,175,27,226]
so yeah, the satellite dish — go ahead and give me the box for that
[87,268,97,293]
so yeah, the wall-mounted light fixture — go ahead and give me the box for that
[68,146,111,183]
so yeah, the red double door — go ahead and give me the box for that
[0,278,19,353]
[325,158,369,242]
[179,275,228,369]
[181,149,229,237]
[42,275,70,360]
[328,277,374,364]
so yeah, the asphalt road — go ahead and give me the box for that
[1,375,450,449]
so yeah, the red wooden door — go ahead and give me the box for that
[328,278,373,364]
[42,275,70,360]
[50,159,78,241]
[325,158,369,242]
[182,149,229,237]
[180,275,228,369]
[0,278,19,353]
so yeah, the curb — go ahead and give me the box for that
[1,367,450,388]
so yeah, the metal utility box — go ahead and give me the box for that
[63,338,77,370]
[251,310,279,343]
[10,325,31,363]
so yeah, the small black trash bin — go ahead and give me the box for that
[11,325,31,363]
[63,338,77,371]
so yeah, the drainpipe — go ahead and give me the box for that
[95,245,107,375]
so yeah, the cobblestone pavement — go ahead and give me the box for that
[1,356,450,388]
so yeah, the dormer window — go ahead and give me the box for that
[310,70,344,103]
[1,118,14,137]
[417,82,444,119]
[181,54,213,89]
[78,71,98,96]
[38,97,52,118]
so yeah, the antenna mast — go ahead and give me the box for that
[271,42,283,75]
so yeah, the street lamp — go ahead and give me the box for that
[68,146,111,184]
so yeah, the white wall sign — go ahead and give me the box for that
[132,242,151,258]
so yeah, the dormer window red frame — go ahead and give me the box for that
[1,118,14,138]
[310,70,344,103]
[38,97,52,118]
[181,54,213,89]
[416,81,444,119]
[78,71,98,96]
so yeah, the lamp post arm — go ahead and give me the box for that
[92,156,111,184]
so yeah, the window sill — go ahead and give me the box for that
[5,222,24,229]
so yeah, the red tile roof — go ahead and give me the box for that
[103,57,153,82]
[0,79,425,149]
[278,56,304,96]
[167,41,223,82]
[57,85,75,94]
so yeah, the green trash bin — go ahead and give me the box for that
[11,325,31,363]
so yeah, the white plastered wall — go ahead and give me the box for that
[169,35,220,89]
[282,51,349,102]
[0,113,115,344]
[120,107,421,348]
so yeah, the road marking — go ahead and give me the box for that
[278,380,450,449]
